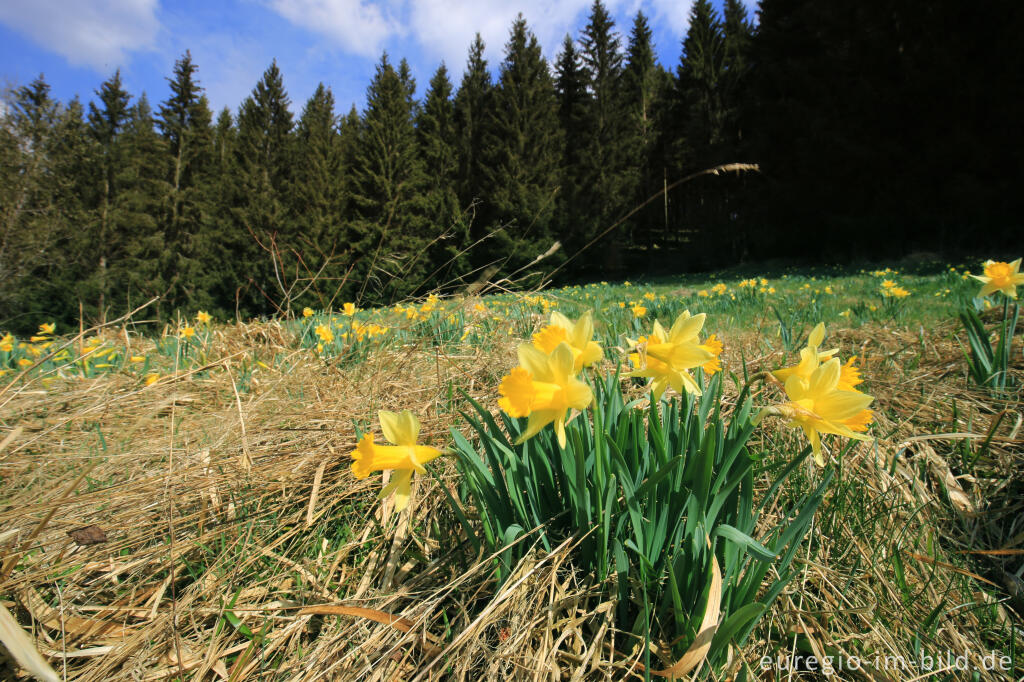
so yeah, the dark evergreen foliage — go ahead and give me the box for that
[348,54,431,303]
[478,15,563,279]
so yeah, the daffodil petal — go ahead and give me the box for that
[379,410,420,446]
[391,469,414,511]
[518,343,553,381]
[814,389,874,422]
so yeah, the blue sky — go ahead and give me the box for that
[0,0,755,118]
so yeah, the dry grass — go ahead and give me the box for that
[0,312,1021,681]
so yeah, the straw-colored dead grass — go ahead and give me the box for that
[1,315,1021,680]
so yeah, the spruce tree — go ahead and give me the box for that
[233,60,295,314]
[348,54,431,303]
[480,15,562,278]
[113,95,168,311]
[553,35,587,244]
[197,107,240,316]
[677,0,726,161]
[0,76,67,324]
[721,0,752,151]
[158,51,214,313]
[578,0,630,269]
[621,11,665,248]
[294,82,344,283]
[87,70,132,319]
[453,34,492,231]
[416,64,469,287]
[50,97,96,323]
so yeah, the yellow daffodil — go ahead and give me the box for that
[643,292,656,301]
[531,311,603,371]
[0,334,13,353]
[180,326,196,339]
[773,322,861,391]
[315,324,334,344]
[144,373,160,386]
[130,355,146,363]
[196,311,212,324]
[18,358,33,367]
[631,304,647,318]
[498,342,593,447]
[757,358,874,466]
[303,307,314,318]
[627,311,716,399]
[350,410,443,512]
[972,258,1024,299]
[39,322,55,335]
[773,323,832,384]
[342,302,357,316]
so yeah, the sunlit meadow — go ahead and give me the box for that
[1,259,1021,680]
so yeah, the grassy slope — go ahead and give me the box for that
[0,262,1021,680]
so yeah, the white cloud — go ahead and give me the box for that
[645,0,694,41]
[263,0,712,85]
[0,0,160,72]
[265,0,652,75]
[266,0,402,59]
[408,0,595,72]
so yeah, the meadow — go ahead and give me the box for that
[0,260,1021,681]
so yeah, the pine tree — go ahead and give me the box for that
[453,34,492,228]
[112,95,167,310]
[87,70,132,319]
[416,63,469,287]
[578,0,630,270]
[233,60,295,314]
[294,83,344,279]
[158,51,214,313]
[677,0,726,161]
[348,54,431,303]
[621,11,666,248]
[480,15,562,278]
[553,35,587,243]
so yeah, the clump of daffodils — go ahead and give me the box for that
[879,279,911,298]
[758,322,874,466]
[626,311,723,399]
